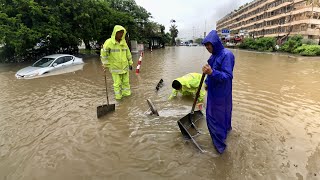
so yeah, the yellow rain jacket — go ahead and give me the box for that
[169,73,205,102]
[100,25,133,74]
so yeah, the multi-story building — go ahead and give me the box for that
[216,0,320,42]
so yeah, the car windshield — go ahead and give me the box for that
[32,58,55,67]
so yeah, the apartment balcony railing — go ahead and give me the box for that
[221,3,294,29]
[265,1,292,13]
[229,8,320,32]
[261,29,319,37]
[217,0,315,29]
[219,0,289,28]
[217,0,320,39]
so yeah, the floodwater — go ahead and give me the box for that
[0,47,320,180]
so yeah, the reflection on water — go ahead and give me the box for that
[0,48,320,180]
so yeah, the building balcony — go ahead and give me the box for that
[220,0,289,27]
[217,0,315,29]
[227,9,320,32]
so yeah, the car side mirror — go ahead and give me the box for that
[52,63,58,67]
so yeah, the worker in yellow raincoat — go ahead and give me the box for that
[169,73,206,102]
[100,25,133,100]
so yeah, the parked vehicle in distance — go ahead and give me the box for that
[15,54,83,79]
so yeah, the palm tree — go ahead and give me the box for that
[169,24,179,46]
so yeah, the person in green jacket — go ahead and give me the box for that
[100,25,133,100]
[169,73,205,102]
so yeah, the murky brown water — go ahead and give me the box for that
[0,47,320,180]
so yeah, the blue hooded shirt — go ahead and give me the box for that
[202,30,235,153]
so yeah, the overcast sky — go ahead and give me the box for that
[135,0,253,40]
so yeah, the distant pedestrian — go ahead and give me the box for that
[100,25,133,100]
[202,30,235,154]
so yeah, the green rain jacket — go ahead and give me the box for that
[100,25,133,74]
[169,73,205,102]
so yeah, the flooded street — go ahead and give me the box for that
[0,47,320,180]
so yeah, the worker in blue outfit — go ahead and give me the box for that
[201,30,235,154]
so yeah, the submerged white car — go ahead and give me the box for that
[15,54,83,79]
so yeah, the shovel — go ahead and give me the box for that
[177,73,206,152]
[97,71,115,118]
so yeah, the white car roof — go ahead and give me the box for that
[43,54,73,58]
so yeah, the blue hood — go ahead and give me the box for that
[202,30,224,55]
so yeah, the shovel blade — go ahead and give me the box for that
[177,110,204,152]
[97,104,115,118]
[177,110,203,139]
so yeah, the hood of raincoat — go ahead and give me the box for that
[110,25,127,45]
[202,30,224,55]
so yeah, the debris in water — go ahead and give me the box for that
[156,79,164,91]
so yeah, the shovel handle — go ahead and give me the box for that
[104,71,110,105]
[191,73,206,114]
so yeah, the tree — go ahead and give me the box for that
[0,0,47,61]
[195,38,203,44]
[176,38,181,45]
[105,0,152,42]
[164,33,172,46]
[73,0,111,49]
[169,24,178,46]
[159,25,166,47]
[0,0,166,62]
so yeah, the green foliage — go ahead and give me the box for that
[293,44,320,56]
[239,34,320,56]
[238,38,255,49]
[279,35,303,53]
[169,24,178,45]
[176,39,181,45]
[255,37,276,51]
[164,33,172,45]
[0,0,168,62]
[159,25,170,46]
[301,39,318,45]
[195,38,203,44]
[104,0,169,47]
[239,37,275,51]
